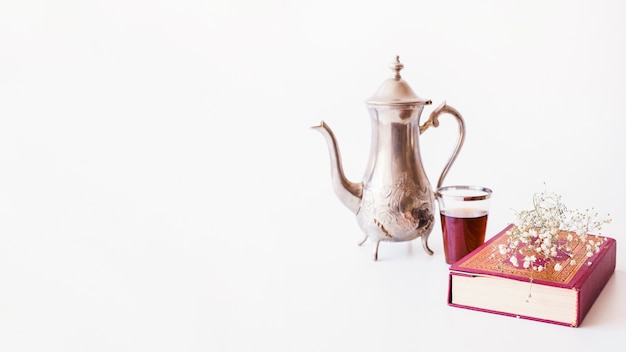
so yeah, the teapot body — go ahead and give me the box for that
[357,105,435,248]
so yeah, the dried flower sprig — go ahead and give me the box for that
[499,190,611,272]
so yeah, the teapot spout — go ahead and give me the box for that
[311,121,362,214]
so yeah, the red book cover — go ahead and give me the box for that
[448,224,617,327]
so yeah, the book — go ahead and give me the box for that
[447,223,617,327]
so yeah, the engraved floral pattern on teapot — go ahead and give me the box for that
[359,173,434,242]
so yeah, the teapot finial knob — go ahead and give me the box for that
[390,56,403,80]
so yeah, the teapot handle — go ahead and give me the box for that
[419,101,466,190]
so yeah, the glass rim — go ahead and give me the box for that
[435,185,492,201]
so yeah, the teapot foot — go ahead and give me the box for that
[421,235,434,255]
[372,240,380,261]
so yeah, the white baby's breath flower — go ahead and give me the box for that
[522,255,536,269]
[501,189,611,273]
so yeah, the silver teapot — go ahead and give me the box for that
[313,56,465,260]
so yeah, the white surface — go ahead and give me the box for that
[1,1,625,351]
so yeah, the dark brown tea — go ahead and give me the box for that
[440,209,488,264]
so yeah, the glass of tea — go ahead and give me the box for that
[435,185,493,264]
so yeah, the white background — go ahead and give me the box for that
[1,0,625,351]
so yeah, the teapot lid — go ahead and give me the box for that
[365,56,432,107]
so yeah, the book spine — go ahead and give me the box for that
[575,238,617,326]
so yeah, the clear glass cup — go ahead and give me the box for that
[435,186,493,264]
